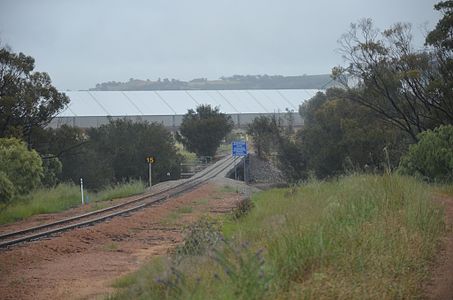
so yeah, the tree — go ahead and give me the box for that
[0,45,69,145]
[0,137,43,196]
[297,89,408,179]
[41,157,62,187]
[178,105,234,157]
[333,18,453,141]
[246,115,280,158]
[87,118,181,187]
[28,120,182,189]
[425,1,453,123]
[399,125,453,182]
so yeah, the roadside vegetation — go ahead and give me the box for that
[111,174,445,299]
[107,5,453,294]
[0,180,145,225]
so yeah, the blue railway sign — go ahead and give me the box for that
[232,140,247,156]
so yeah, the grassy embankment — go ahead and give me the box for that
[111,174,446,299]
[0,143,197,225]
[0,180,145,225]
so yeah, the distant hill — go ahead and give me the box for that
[90,74,338,91]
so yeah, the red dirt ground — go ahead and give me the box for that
[0,182,243,300]
[425,194,453,300]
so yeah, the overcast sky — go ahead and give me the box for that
[0,0,440,90]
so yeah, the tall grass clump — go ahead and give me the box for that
[0,183,80,224]
[93,180,145,202]
[0,180,146,225]
[111,174,445,299]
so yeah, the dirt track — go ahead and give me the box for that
[1,181,452,300]
[426,194,453,300]
[0,181,245,300]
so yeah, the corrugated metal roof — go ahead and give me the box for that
[58,89,321,117]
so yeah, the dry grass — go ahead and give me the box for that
[110,174,445,299]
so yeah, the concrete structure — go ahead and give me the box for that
[49,89,320,130]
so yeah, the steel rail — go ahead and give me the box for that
[0,156,239,248]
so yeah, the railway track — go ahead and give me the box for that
[0,155,240,248]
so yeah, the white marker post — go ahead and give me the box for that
[80,178,84,205]
[149,162,152,187]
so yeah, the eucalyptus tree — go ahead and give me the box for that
[0,45,69,145]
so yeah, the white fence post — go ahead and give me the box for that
[80,178,84,205]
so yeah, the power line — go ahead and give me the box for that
[217,90,239,113]
[87,91,111,115]
[246,90,269,113]
[276,90,297,110]
[121,91,144,115]
[154,91,177,114]
[184,90,200,106]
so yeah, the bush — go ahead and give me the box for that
[175,216,223,256]
[0,137,43,195]
[399,125,453,182]
[41,156,63,187]
[0,171,15,204]
[232,197,254,220]
[32,120,182,190]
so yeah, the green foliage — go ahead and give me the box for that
[178,105,234,157]
[334,18,453,141]
[297,89,408,179]
[30,125,90,184]
[41,157,62,187]
[0,180,145,224]
[0,137,43,195]
[0,183,80,224]
[426,1,453,51]
[232,197,254,220]
[246,116,280,158]
[31,120,181,190]
[112,175,445,299]
[174,215,223,256]
[275,137,307,182]
[0,45,69,142]
[426,1,453,124]
[211,243,270,300]
[93,180,145,202]
[86,118,181,189]
[399,125,453,182]
[0,171,15,204]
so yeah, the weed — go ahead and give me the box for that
[104,242,119,251]
[212,243,270,300]
[176,206,193,214]
[174,215,223,257]
[231,197,254,220]
[194,198,209,206]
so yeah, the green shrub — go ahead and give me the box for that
[0,171,15,204]
[399,125,453,182]
[0,137,43,194]
[174,216,223,256]
[232,197,254,220]
[42,156,63,187]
